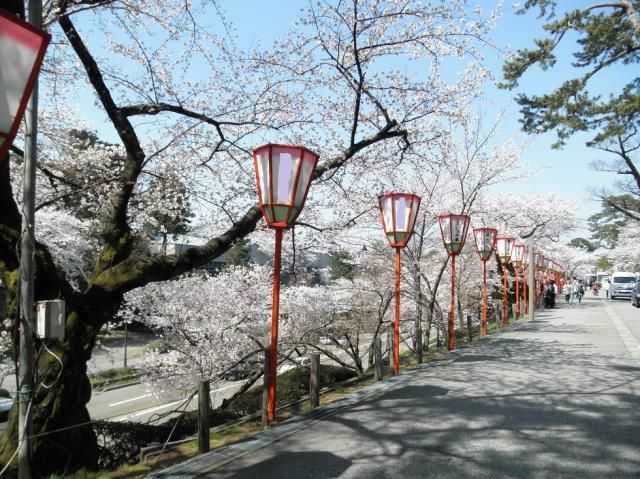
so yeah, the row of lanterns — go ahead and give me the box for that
[252,143,565,422]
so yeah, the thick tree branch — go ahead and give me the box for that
[57,5,145,274]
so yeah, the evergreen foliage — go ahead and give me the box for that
[329,250,356,281]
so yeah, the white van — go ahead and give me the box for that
[610,272,637,299]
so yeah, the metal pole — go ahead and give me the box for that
[393,248,401,375]
[502,267,508,325]
[261,347,269,427]
[528,244,535,322]
[523,268,528,315]
[123,321,128,368]
[18,2,42,477]
[267,228,283,421]
[448,254,455,351]
[309,353,320,409]
[198,379,210,454]
[481,261,487,336]
[515,268,520,319]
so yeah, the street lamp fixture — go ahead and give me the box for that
[253,143,319,421]
[379,192,421,374]
[438,213,471,350]
[0,9,50,160]
[472,227,497,336]
[495,237,515,325]
[512,243,526,319]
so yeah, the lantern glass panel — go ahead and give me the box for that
[255,148,271,205]
[0,11,50,160]
[0,25,40,132]
[379,193,421,247]
[293,150,317,208]
[271,146,297,204]
[473,227,496,260]
[495,237,515,264]
[438,214,470,254]
[513,244,525,266]
[254,144,318,228]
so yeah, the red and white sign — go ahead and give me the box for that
[0,9,50,160]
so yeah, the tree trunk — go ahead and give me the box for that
[0,306,104,475]
[413,266,423,363]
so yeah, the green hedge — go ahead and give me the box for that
[225,364,356,417]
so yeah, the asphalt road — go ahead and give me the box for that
[164,295,640,478]
[88,380,245,423]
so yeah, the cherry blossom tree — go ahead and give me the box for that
[0,1,503,473]
[603,221,640,271]
[118,267,272,397]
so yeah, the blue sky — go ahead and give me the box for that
[214,0,623,238]
[68,1,622,240]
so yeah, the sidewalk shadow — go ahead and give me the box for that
[219,451,351,478]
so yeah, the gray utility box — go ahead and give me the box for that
[36,300,65,339]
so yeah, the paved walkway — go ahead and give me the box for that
[150,296,640,478]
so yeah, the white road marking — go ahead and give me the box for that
[108,393,152,407]
[113,399,185,422]
[108,383,242,421]
[606,302,640,364]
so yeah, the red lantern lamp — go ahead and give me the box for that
[495,237,515,265]
[512,244,525,268]
[253,144,319,229]
[253,143,319,423]
[0,9,50,161]
[473,227,497,261]
[495,237,515,325]
[378,193,421,248]
[438,213,470,350]
[438,214,471,256]
[473,227,497,336]
[512,243,526,319]
[379,192,421,375]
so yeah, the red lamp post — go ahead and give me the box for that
[512,243,526,320]
[253,143,319,421]
[0,9,50,161]
[472,227,497,336]
[495,237,515,325]
[379,192,421,375]
[438,213,471,350]
[522,247,529,315]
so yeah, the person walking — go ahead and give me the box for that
[603,279,610,299]
[578,281,585,304]
[544,281,555,308]
[571,277,580,304]
[563,283,571,303]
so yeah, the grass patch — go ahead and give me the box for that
[89,367,138,390]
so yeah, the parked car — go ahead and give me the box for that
[610,272,636,300]
[0,397,13,422]
[631,282,640,308]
